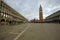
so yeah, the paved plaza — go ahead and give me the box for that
[0,23,60,40]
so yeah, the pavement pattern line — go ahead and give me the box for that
[9,32,19,34]
[13,23,30,40]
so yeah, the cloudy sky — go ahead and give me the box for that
[4,0,60,20]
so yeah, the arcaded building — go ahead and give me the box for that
[0,0,28,24]
[45,10,60,23]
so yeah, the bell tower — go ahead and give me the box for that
[39,5,43,23]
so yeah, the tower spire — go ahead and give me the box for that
[40,5,42,11]
[39,4,43,23]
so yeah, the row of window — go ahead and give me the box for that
[0,1,15,19]
[45,15,60,22]
[0,1,25,22]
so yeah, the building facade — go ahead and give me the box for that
[45,10,60,23]
[39,5,43,23]
[0,0,28,25]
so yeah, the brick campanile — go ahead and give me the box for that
[39,5,43,23]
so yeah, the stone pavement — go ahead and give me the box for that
[0,23,60,40]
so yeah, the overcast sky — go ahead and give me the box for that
[4,0,60,20]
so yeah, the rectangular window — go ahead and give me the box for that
[0,1,1,8]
